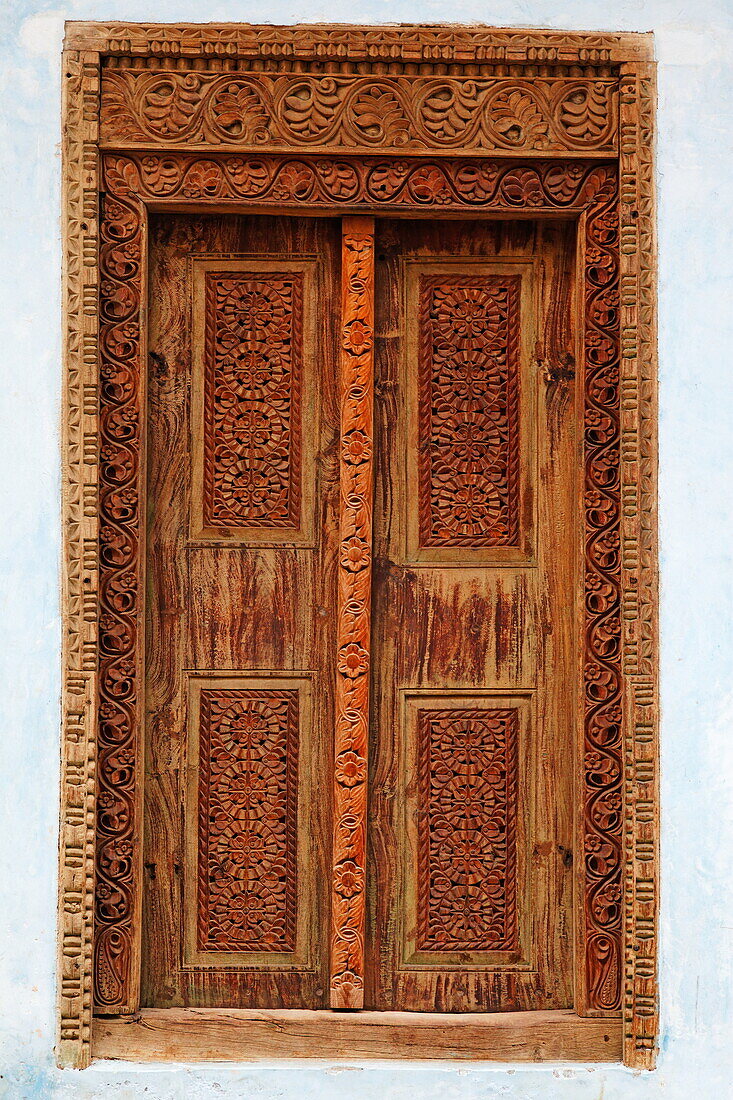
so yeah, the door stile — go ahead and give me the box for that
[330,216,376,1009]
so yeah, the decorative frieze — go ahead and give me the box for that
[100,69,618,156]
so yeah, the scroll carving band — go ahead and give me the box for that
[101,70,617,156]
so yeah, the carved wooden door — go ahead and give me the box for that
[142,211,578,1014]
[143,213,340,1009]
[366,219,577,1011]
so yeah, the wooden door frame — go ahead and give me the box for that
[59,22,658,1070]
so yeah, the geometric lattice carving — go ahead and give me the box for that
[418,275,521,547]
[197,689,298,952]
[418,708,518,951]
[204,273,303,529]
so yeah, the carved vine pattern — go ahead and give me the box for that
[418,275,521,547]
[96,151,621,1013]
[107,153,614,211]
[583,183,622,1010]
[96,179,143,1009]
[418,708,518,952]
[330,217,375,1009]
[203,272,303,529]
[101,71,617,155]
[197,689,298,952]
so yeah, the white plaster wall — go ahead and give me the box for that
[1,1,731,1096]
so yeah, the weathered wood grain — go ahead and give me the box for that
[367,219,578,1011]
[93,1007,622,1062]
[142,214,340,1008]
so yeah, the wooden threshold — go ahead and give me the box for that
[92,1008,622,1063]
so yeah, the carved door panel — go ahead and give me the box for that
[142,214,340,1009]
[366,219,578,1011]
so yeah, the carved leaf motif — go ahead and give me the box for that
[421,82,479,143]
[282,78,342,139]
[559,82,611,143]
[140,75,201,138]
[349,84,410,146]
[487,89,548,149]
[210,82,270,142]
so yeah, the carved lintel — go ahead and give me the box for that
[65,22,654,65]
[99,69,618,157]
[101,153,615,214]
[331,216,375,1009]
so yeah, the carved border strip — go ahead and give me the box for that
[58,49,100,1071]
[331,217,375,1008]
[581,178,623,1012]
[94,168,145,1014]
[619,63,659,1070]
[59,24,658,1071]
[65,22,653,64]
[100,153,613,213]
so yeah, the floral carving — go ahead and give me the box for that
[203,273,303,529]
[197,689,298,952]
[331,219,375,1009]
[101,70,617,155]
[418,708,518,951]
[111,153,613,214]
[418,276,521,547]
[208,81,270,143]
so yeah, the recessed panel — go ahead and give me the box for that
[203,272,303,531]
[417,705,519,952]
[184,674,314,970]
[399,691,532,971]
[405,261,535,566]
[417,274,521,549]
[197,686,298,952]
[190,257,319,546]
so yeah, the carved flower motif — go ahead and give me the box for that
[211,82,270,143]
[338,643,369,680]
[334,859,364,898]
[341,430,372,466]
[331,970,363,1000]
[340,535,370,573]
[409,166,452,204]
[342,319,373,356]
[335,750,366,788]
[488,88,548,149]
